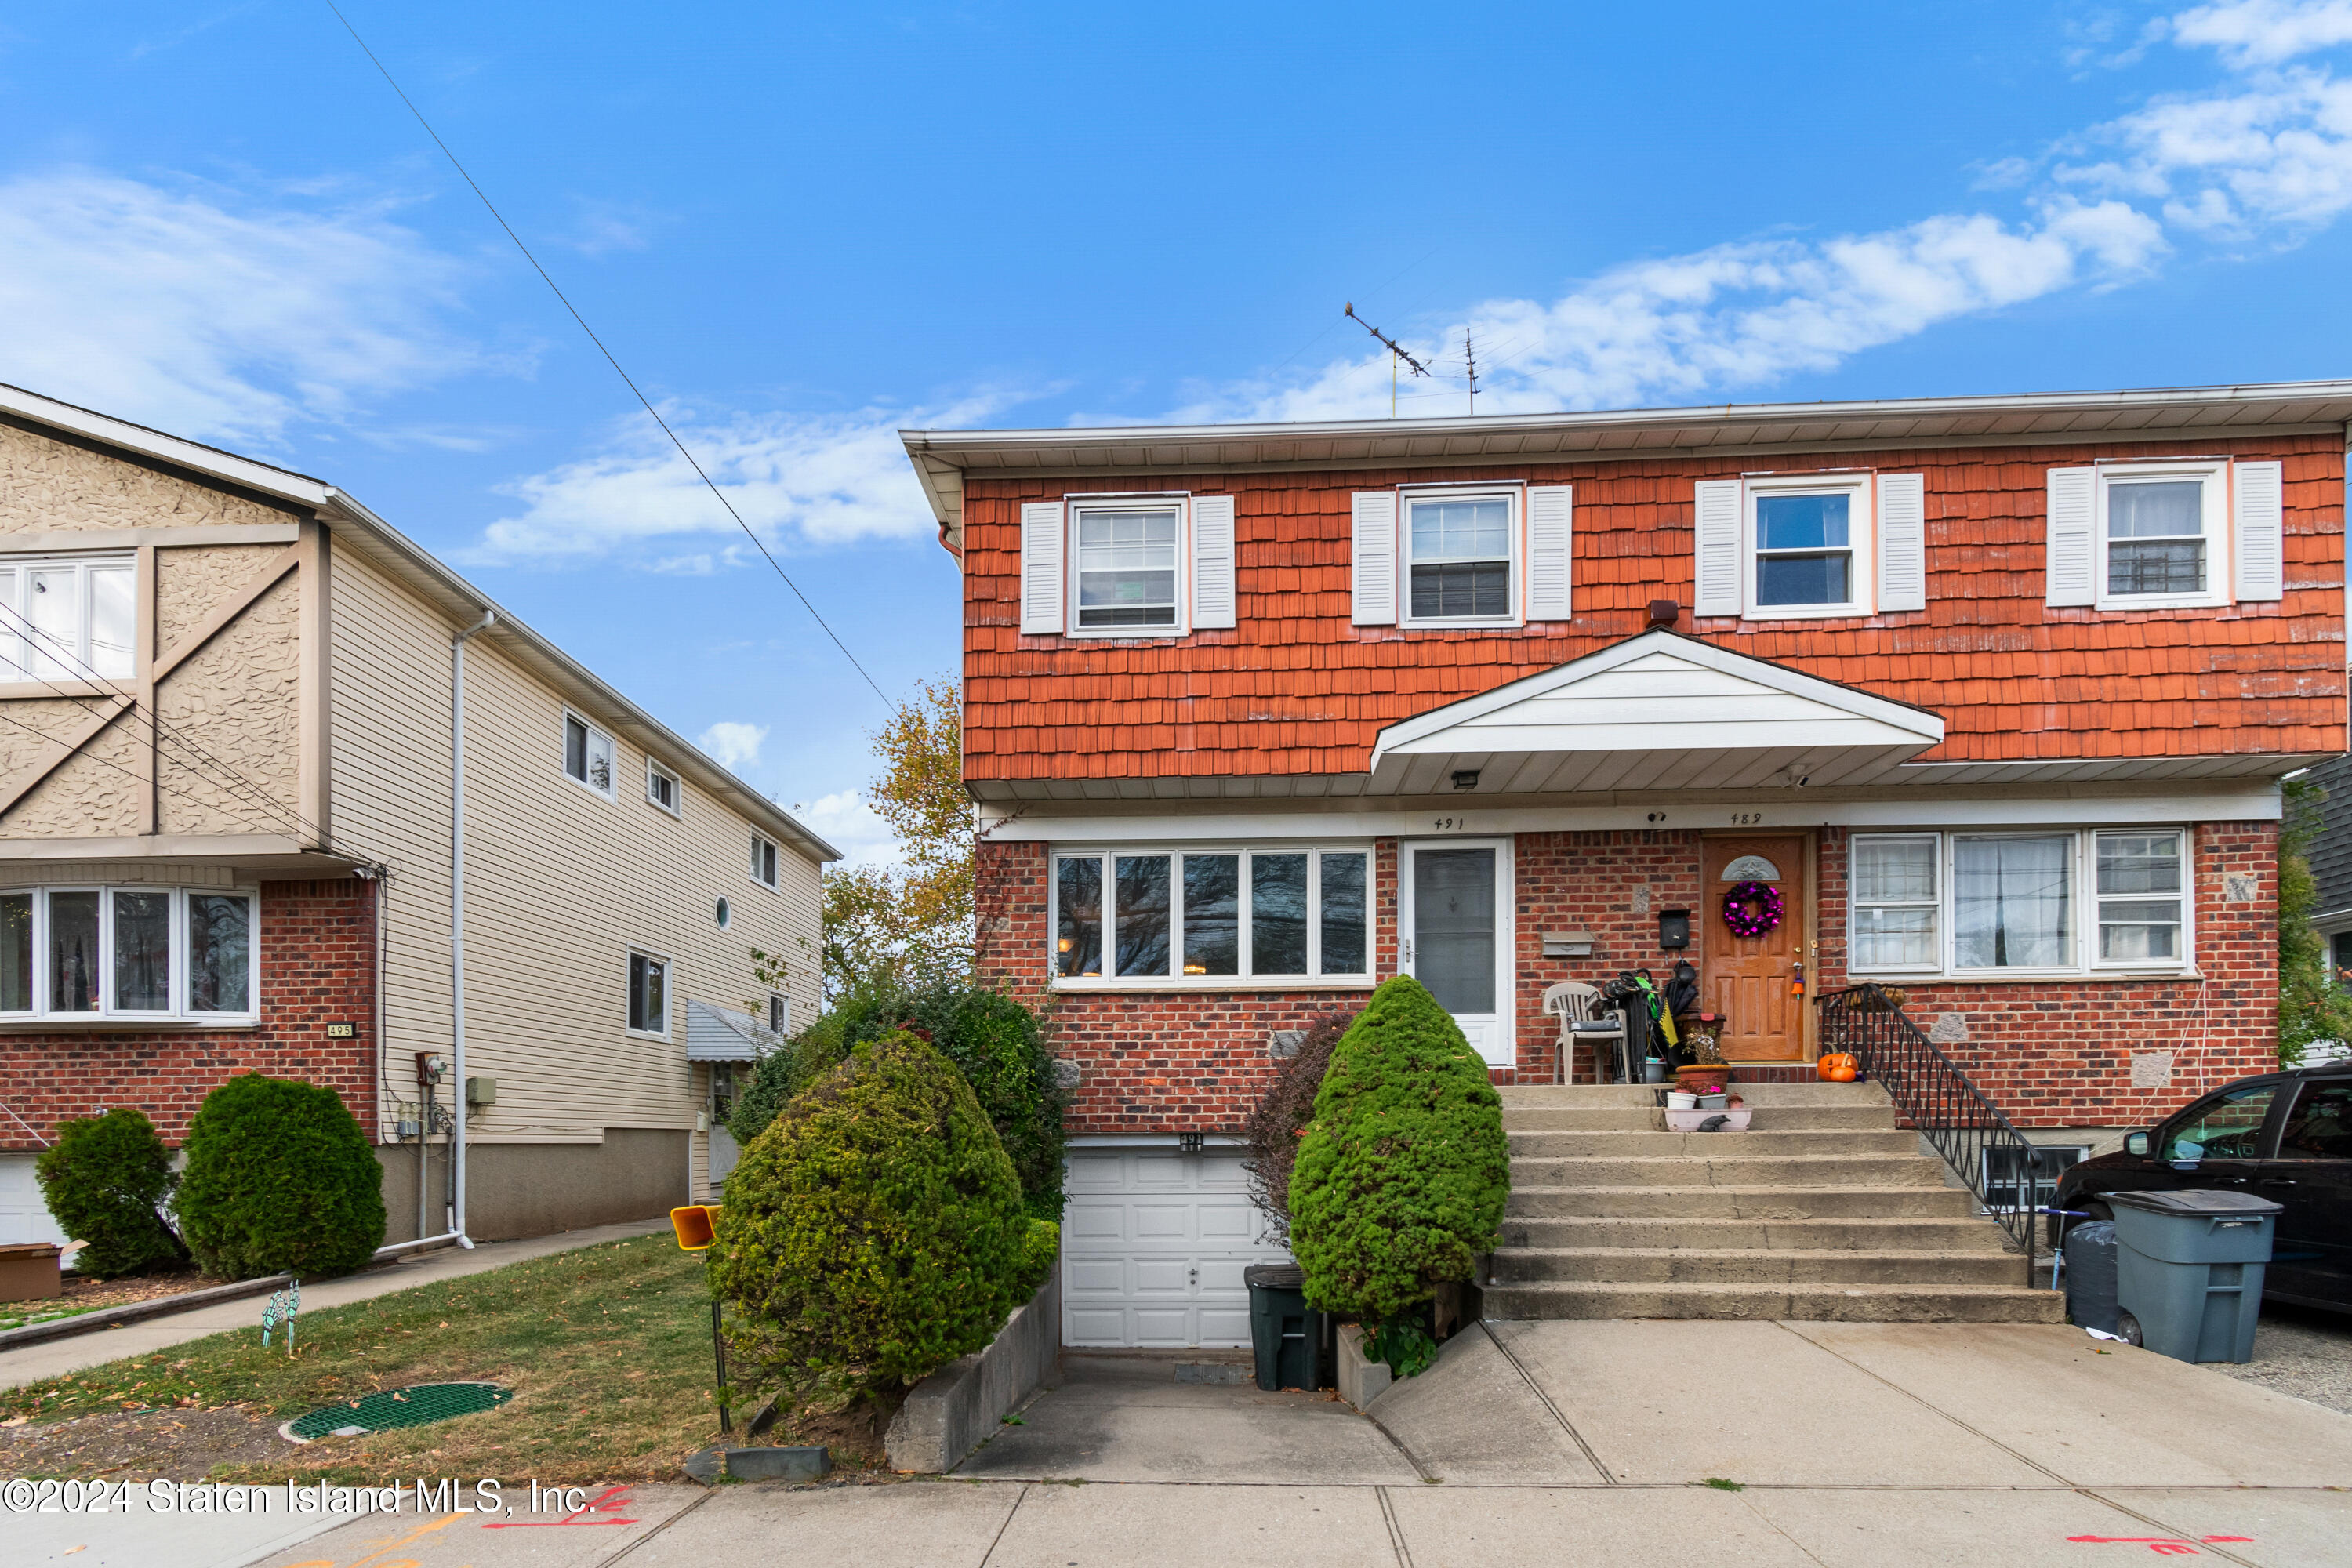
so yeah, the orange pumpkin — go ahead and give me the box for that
[1817,1052,1860,1083]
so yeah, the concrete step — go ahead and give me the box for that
[1508,1154,1949,1188]
[1502,1105,1901,1132]
[1488,1247,2028,1287]
[1500,1082,1891,1109]
[1507,1184,1981,1219]
[1481,1280,2068,1323]
[1500,1215,2013,1252]
[1507,1129,1922,1158]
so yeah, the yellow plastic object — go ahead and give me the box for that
[670,1204,721,1251]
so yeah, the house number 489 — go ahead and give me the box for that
[1728,811,1764,826]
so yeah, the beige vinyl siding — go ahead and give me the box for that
[328,548,822,1171]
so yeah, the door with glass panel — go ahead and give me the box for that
[1401,841,1512,1067]
[1702,835,1807,1061]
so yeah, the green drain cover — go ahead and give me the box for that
[283,1382,514,1443]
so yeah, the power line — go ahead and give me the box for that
[320,0,897,713]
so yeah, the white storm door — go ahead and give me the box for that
[1061,1146,1287,1349]
[1402,839,1514,1067]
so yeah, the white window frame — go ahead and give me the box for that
[563,709,617,800]
[1743,471,1875,621]
[0,884,260,1023]
[625,948,672,1040]
[1047,844,1376,991]
[646,757,682,817]
[1398,483,1524,630]
[766,991,790,1033]
[1846,827,2194,982]
[2095,460,2230,611]
[750,833,780,891]
[1065,493,1191,640]
[0,551,138,687]
[1846,832,1941,975]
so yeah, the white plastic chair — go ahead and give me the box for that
[1542,982,1628,1085]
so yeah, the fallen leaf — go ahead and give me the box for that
[1,1416,27,1428]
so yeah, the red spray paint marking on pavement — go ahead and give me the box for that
[481,1486,640,1528]
[2066,1537,2256,1557]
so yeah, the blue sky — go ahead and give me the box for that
[5,2,2352,862]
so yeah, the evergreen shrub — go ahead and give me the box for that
[709,1030,1029,1405]
[1287,975,1509,1327]
[34,1108,187,1279]
[1014,1218,1061,1301]
[171,1074,387,1281]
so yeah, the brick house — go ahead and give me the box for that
[0,383,835,1253]
[904,380,2348,1344]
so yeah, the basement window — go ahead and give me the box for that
[0,885,256,1021]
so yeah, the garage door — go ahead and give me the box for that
[0,1153,67,1247]
[1062,1147,1290,1348]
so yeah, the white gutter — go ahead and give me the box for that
[448,610,495,1249]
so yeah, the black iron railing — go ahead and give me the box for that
[1815,983,2051,1289]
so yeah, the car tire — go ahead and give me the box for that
[2115,1312,2143,1348]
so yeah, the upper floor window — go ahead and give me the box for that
[750,833,780,889]
[646,758,681,816]
[1020,492,1238,639]
[1694,473,1920,622]
[1050,844,1371,987]
[0,884,256,1021]
[1348,483,1571,629]
[0,554,136,684]
[564,711,615,798]
[1755,492,1853,608]
[2045,459,2278,611]
[1406,492,1515,622]
[626,949,670,1036]
[1074,502,1181,631]
[766,992,789,1033]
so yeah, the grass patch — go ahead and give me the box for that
[0,1300,107,1332]
[0,1235,731,1484]
[1701,1477,1746,1491]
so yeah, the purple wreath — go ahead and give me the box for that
[1722,880,1784,939]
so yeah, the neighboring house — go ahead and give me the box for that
[0,383,833,1250]
[2294,751,2352,1064]
[906,380,2347,1346]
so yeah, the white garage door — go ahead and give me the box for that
[0,1153,67,1247]
[1062,1147,1290,1348]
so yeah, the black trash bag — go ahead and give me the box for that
[1664,960,1700,1018]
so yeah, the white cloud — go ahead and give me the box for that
[793,789,900,870]
[2170,0,2352,66]
[0,169,488,445]
[696,720,768,769]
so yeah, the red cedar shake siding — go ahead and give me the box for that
[962,434,2346,785]
[0,878,378,1152]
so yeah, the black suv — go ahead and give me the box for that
[2052,1062,2351,1312]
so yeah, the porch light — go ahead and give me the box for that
[1178,1131,1204,1154]
[1450,769,1480,791]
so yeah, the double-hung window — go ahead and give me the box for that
[2098,463,2227,608]
[1744,475,1872,618]
[1847,828,2190,978]
[0,884,256,1021]
[0,554,136,684]
[1072,499,1182,633]
[1051,846,1372,986]
[646,759,681,816]
[626,951,670,1036]
[564,711,615,798]
[1406,491,1515,623]
[750,833,780,889]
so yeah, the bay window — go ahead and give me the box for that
[1053,846,1373,985]
[0,885,258,1021]
[1846,829,2190,978]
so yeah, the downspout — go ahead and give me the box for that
[449,608,495,1250]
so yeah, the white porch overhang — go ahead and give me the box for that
[684,1000,781,1063]
[1367,631,1947,797]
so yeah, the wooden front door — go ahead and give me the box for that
[1702,834,1808,1062]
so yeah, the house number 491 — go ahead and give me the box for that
[1431,817,1471,832]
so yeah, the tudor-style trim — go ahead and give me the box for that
[296,519,330,850]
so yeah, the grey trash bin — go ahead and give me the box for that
[2063,1220,2118,1335]
[2109,1189,2281,1364]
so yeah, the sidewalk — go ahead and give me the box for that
[0,1218,669,1392]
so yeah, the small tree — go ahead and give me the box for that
[1241,1012,1356,1250]
[818,677,975,999]
[1288,977,1508,1334]
[172,1074,387,1281]
[34,1108,187,1279]
[707,1031,1028,1412]
[2278,775,2352,1066]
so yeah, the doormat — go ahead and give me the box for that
[281,1382,514,1443]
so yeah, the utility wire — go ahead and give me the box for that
[321,0,897,713]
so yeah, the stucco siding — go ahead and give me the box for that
[0,419,296,539]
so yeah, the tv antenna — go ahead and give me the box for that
[1464,328,1480,416]
[1344,302,1430,417]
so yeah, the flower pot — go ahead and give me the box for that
[1666,1091,1697,1110]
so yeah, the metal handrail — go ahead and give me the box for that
[1815,983,2054,1290]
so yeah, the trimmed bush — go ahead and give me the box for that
[34,1108,187,1279]
[709,1030,1029,1405]
[1014,1218,1061,1301]
[1240,1011,1356,1250]
[172,1074,387,1281]
[730,978,1066,1221]
[1287,975,1508,1327]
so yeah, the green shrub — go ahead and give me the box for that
[1014,1218,1060,1301]
[709,1030,1029,1406]
[1287,975,1508,1327]
[171,1074,387,1281]
[730,978,1066,1221]
[34,1108,187,1279]
[1241,1011,1357,1249]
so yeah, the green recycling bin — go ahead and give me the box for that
[1244,1263,1323,1392]
[2109,1189,2281,1365]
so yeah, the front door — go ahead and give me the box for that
[1402,840,1512,1067]
[1703,833,1807,1061]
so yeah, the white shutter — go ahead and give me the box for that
[1350,490,1398,626]
[1526,485,1573,619]
[2233,460,2284,602]
[1191,495,1236,629]
[1019,500,1065,634]
[1876,473,1927,614]
[1692,479,1743,617]
[2045,468,2096,607]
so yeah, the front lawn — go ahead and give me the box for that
[0,1234,731,1483]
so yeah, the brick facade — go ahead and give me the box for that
[0,877,378,1151]
[1512,829,1710,1087]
